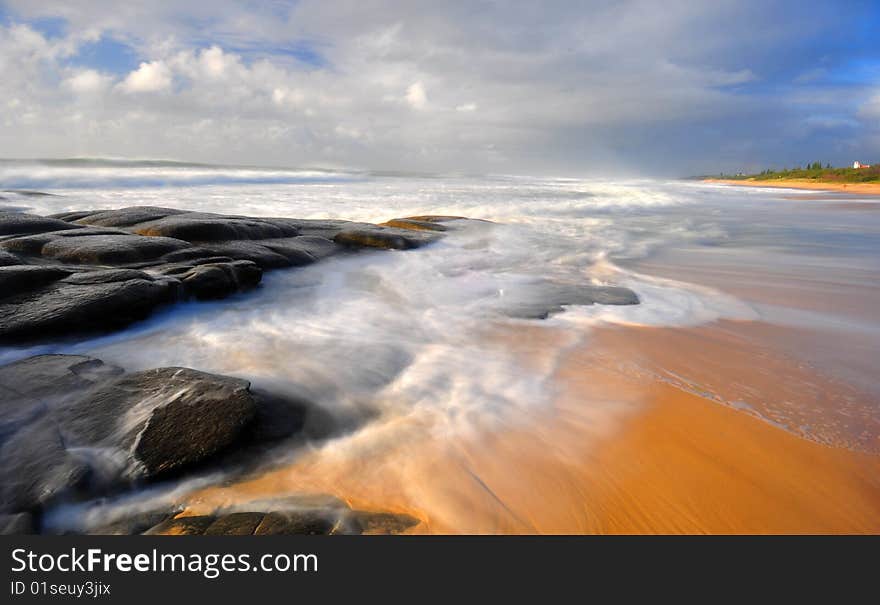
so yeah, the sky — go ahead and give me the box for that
[0,0,878,176]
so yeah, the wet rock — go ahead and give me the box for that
[0,512,35,535]
[253,511,336,535]
[40,233,191,264]
[177,260,262,299]
[59,367,257,479]
[0,249,21,266]
[380,218,449,232]
[0,276,177,344]
[0,211,80,236]
[348,511,421,535]
[65,206,187,228]
[132,214,300,242]
[88,510,175,536]
[0,265,71,296]
[334,226,441,250]
[203,512,266,536]
[144,515,216,536]
[502,282,640,320]
[0,418,91,513]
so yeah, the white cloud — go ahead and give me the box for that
[405,81,427,110]
[64,69,113,94]
[456,103,477,112]
[119,60,171,93]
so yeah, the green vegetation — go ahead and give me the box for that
[714,162,880,183]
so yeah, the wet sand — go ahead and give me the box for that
[179,319,880,534]
[704,178,880,195]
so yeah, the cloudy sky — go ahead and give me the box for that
[1,0,878,176]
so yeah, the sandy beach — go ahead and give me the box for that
[704,178,880,195]
[177,319,880,534]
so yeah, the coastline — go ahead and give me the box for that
[703,178,880,195]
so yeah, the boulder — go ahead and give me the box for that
[58,367,258,478]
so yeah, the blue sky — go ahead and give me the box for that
[0,0,878,175]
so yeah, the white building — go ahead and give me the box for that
[854,161,872,169]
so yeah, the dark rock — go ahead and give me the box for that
[502,282,640,319]
[0,265,71,297]
[259,235,340,264]
[68,206,187,228]
[0,418,91,513]
[203,512,266,536]
[0,277,176,344]
[143,515,216,536]
[192,240,292,268]
[177,260,262,299]
[88,510,175,535]
[246,389,309,443]
[334,226,441,250]
[59,367,257,479]
[253,511,336,535]
[132,214,300,242]
[0,354,123,401]
[348,511,420,535]
[61,268,154,285]
[40,233,190,264]
[0,211,81,236]
[0,249,20,266]
[0,512,35,535]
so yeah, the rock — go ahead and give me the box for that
[0,265,71,296]
[191,240,292,268]
[131,214,300,242]
[501,282,640,319]
[0,354,123,402]
[88,510,175,536]
[253,511,337,535]
[0,512,35,535]
[143,515,216,536]
[65,206,187,228]
[0,211,81,236]
[0,207,451,343]
[59,367,258,479]
[334,226,441,250]
[348,511,421,535]
[380,218,449,232]
[40,233,191,264]
[203,512,266,536]
[177,261,262,299]
[0,276,177,344]
[0,249,21,266]
[0,418,91,513]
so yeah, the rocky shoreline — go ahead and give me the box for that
[0,205,640,535]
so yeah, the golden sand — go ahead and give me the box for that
[181,319,880,534]
[704,178,880,195]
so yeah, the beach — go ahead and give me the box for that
[2,163,879,535]
[704,178,880,195]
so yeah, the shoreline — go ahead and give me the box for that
[703,178,880,195]
[179,321,880,534]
